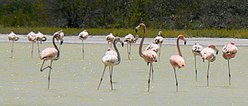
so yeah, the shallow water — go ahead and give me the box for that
[0,42,248,105]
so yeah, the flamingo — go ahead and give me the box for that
[200,45,218,86]
[78,30,89,59]
[154,31,164,60]
[39,34,60,89]
[27,31,37,57]
[222,42,238,85]
[169,34,186,92]
[97,37,124,90]
[106,33,115,47]
[192,43,203,81]
[136,22,158,92]
[146,42,160,53]
[36,32,47,54]
[53,30,64,50]
[8,31,19,58]
[124,33,138,59]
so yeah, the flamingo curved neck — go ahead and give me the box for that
[139,27,146,57]
[177,37,182,57]
[52,36,60,59]
[113,40,120,65]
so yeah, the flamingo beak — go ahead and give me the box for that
[121,42,124,47]
[184,41,187,45]
[216,50,219,55]
[135,29,138,33]
[60,40,64,45]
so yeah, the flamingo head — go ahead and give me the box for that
[178,34,187,45]
[208,45,218,55]
[136,22,146,33]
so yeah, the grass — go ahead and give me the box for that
[0,26,248,38]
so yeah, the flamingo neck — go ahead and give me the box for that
[113,40,120,65]
[177,37,182,57]
[139,27,146,57]
[52,36,60,59]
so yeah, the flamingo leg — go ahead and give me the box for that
[40,60,52,72]
[158,43,162,61]
[127,43,130,60]
[151,63,154,80]
[147,63,152,92]
[97,65,107,90]
[82,40,85,59]
[10,41,14,58]
[173,67,178,92]
[110,66,114,90]
[228,59,231,85]
[37,42,40,54]
[31,42,34,57]
[47,60,53,89]
[207,61,210,87]
[194,55,198,81]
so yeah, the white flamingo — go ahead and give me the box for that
[8,31,19,58]
[124,33,138,59]
[53,30,64,49]
[78,30,89,59]
[36,32,47,54]
[27,31,37,57]
[154,31,164,60]
[146,42,160,53]
[40,34,60,89]
[97,37,124,90]
[106,33,115,47]
[201,45,218,86]
[192,43,203,81]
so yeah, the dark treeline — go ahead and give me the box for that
[0,0,247,29]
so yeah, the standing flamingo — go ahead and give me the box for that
[201,45,218,86]
[136,22,158,92]
[8,31,19,58]
[146,42,160,53]
[78,30,89,59]
[192,43,203,81]
[154,31,164,60]
[27,31,37,57]
[53,30,64,50]
[124,33,138,59]
[106,33,115,47]
[36,32,47,54]
[97,37,124,90]
[222,42,238,85]
[169,34,186,92]
[40,34,60,89]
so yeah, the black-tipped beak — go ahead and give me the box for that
[121,42,124,47]
[216,50,219,55]
[60,40,64,45]
[184,41,187,45]
[135,29,138,33]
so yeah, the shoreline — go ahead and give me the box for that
[1,34,248,46]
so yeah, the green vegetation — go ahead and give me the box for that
[1,26,248,38]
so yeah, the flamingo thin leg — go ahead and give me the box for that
[97,65,107,90]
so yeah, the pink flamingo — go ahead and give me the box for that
[200,45,218,86]
[222,42,238,85]
[136,22,157,92]
[97,37,124,90]
[39,34,60,89]
[169,34,186,92]
[78,30,89,59]
[8,31,19,58]
[191,43,203,81]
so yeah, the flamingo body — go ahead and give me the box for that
[40,48,58,60]
[146,43,159,53]
[78,30,89,40]
[170,55,185,68]
[222,42,237,59]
